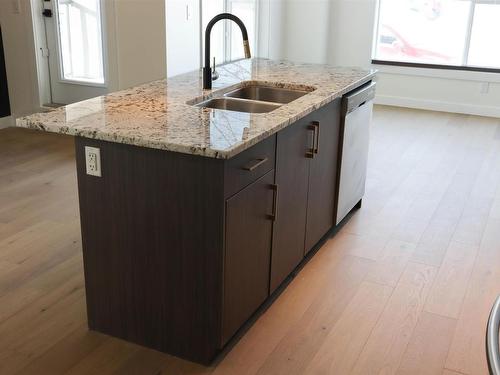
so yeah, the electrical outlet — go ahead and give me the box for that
[85,146,102,177]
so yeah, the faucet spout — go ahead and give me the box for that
[203,13,251,90]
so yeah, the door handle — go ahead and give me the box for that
[306,124,316,159]
[42,9,53,17]
[312,121,320,154]
[487,296,500,375]
[268,184,278,221]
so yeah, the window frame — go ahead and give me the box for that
[372,0,500,73]
[52,0,107,87]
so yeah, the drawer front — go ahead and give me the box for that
[224,135,276,198]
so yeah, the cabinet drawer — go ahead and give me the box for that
[224,135,276,198]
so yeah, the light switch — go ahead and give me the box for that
[12,0,21,14]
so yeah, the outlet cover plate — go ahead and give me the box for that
[85,146,102,177]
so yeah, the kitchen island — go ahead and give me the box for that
[17,58,376,364]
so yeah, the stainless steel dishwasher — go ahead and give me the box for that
[335,82,376,225]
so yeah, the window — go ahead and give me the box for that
[202,0,258,65]
[56,0,105,84]
[373,0,500,71]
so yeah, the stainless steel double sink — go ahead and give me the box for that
[192,83,315,114]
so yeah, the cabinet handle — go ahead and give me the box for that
[487,296,500,375]
[312,121,320,154]
[306,124,316,159]
[243,157,268,171]
[268,184,278,221]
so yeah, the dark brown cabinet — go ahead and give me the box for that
[271,99,341,291]
[271,116,311,292]
[223,170,275,345]
[305,100,341,252]
[75,92,356,365]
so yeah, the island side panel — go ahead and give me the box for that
[75,137,225,364]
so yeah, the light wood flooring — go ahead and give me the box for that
[1,105,500,374]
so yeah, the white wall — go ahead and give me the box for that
[268,0,377,65]
[280,0,331,64]
[106,0,167,90]
[0,0,41,125]
[166,0,201,77]
[328,0,378,67]
[376,68,500,118]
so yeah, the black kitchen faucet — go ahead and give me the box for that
[203,13,251,90]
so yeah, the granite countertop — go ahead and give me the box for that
[16,58,376,159]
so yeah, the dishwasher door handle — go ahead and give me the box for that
[346,82,376,114]
[487,296,500,375]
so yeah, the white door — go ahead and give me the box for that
[42,0,107,105]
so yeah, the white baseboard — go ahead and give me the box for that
[375,95,500,119]
[0,116,14,129]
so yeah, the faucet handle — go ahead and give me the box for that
[212,57,219,81]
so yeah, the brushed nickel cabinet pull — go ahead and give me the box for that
[306,124,316,159]
[312,121,320,154]
[243,157,268,171]
[268,184,278,221]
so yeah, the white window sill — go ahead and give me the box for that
[372,63,500,84]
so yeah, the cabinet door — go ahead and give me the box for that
[223,170,275,345]
[271,119,311,293]
[305,99,341,253]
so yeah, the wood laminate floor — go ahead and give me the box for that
[1,106,500,375]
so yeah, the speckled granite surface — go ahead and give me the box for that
[16,59,376,159]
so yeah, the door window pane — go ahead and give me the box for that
[375,0,472,65]
[468,4,500,69]
[56,0,105,84]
